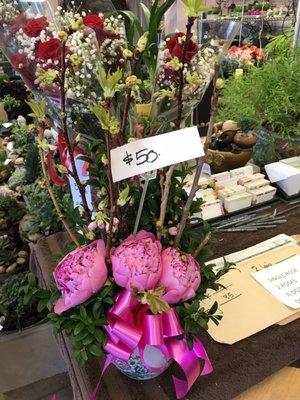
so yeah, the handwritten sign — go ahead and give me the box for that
[68,158,93,211]
[252,254,300,309]
[110,126,204,182]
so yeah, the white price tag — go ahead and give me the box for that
[4,159,12,165]
[2,123,13,129]
[252,254,300,309]
[111,126,204,183]
[68,158,93,211]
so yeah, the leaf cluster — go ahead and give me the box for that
[218,55,300,137]
[48,285,115,365]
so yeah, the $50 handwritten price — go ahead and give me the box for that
[123,148,160,167]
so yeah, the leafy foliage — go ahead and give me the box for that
[48,284,114,365]
[0,272,47,331]
[218,54,300,137]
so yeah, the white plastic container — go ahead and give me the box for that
[224,193,253,213]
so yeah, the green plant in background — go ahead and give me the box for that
[0,144,12,183]
[265,29,294,60]
[218,54,300,137]
[0,272,47,331]
[0,195,25,225]
[2,94,21,114]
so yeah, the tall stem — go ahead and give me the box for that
[174,63,221,247]
[120,55,139,138]
[157,17,195,239]
[60,42,91,224]
[38,127,80,248]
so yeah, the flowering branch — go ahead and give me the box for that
[174,63,221,247]
[38,125,80,248]
[157,17,196,239]
[60,42,91,224]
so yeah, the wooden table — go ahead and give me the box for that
[31,200,300,400]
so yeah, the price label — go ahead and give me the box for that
[202,163,211,176]
[111,126,204,182]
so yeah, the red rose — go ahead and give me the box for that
[167,32,198,63]
[83,15,104,31]
[36,38,62,61]
[24,16,48,37]
[11,53,27,69]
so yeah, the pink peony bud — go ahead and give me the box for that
[111,230,162,290]
[168,226,178,236]
[53,240,107,314]
[97,220,105,229]
[158,247,201,304]
[88,221,97,231]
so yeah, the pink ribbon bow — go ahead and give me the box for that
[96,289,213,399]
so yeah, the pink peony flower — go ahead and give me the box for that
[158,248,201,304]
[168,226,178,236]
[111,230,162,290]
[53,240,107,314]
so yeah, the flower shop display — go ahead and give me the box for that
[0,1,241,398]
[222,44,265,76]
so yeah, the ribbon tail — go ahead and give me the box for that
[193,338,213,376]
[88,354,114,400]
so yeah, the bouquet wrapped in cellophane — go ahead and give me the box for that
[0,1,237,398]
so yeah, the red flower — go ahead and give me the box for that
[83,14,104,31]
[36,38,62,61]
[229,45,239,54]
[24,16,48,37]
[11,53,27,69]
[167,32,198,63]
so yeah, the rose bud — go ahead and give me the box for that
[53,240,107,314]
[111,230,162,290]
[158,248,201,304]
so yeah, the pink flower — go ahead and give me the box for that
[88,221,97,231]
[168,226,178,236]
[111,230,162,290]
[158,248,201,304]
[53,240,107,314]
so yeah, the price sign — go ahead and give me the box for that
[111,126,204,182]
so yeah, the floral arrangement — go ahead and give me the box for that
[222,44,265,76]
[0,1,236,398]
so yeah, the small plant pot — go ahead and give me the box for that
[207,149,252,173]
[113,346,171,380]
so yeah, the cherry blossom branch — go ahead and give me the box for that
[157,17,195,239]
[38,125,80,248]
[174,63,221,247]
[60,42,91,224]
[193,231,212,258]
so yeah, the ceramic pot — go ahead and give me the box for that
[207,149,252,173]
[113,345,171,380]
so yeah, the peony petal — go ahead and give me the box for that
[54,297,70,314]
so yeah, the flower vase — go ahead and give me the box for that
[113,345,171,380]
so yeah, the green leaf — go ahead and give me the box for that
[140,2,151,25]
[137,287,170,314]
[89,344,102,357]
[208,301,218,315]
[74,322,86,336]
[80,306,87,320]
[89,104,110,131]
[96,67,122,99]
[26,98,46,121]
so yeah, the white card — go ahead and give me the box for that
[68,158,93,211]
[110,126,204,182]
[4,159,12,165]
[252,254,300,309]
[2,122,13,129]
[201,163,211,176]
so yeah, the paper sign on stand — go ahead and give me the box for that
[110,126,204,182]
[252,255,300,309]
[265,161,300,196]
